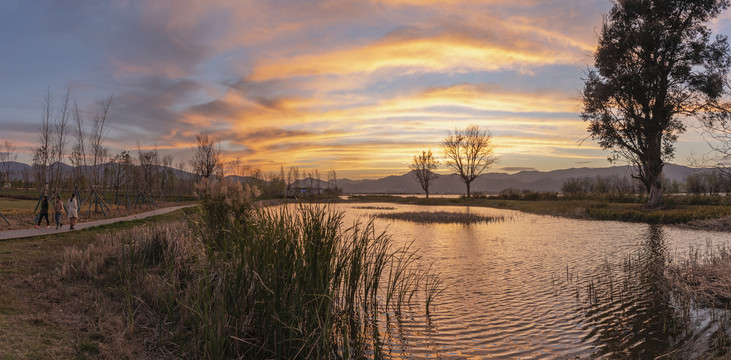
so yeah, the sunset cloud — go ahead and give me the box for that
[0,0,722,178]
[248,23,589,82]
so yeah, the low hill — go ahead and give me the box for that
[1,161,707,195]
[338,164,703,194]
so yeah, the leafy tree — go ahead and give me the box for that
[442,125,498,197]
[409,149,440,198]
[581,0,731,207]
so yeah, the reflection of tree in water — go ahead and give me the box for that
[580,225,686,358]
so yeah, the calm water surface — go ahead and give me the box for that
[333,203,731,359]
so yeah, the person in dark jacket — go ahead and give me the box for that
[36,195,49,229]
[53,195,64,229]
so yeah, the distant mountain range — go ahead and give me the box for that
[0,161,706,194]
[0,161,194,182]
[335,164,703,194]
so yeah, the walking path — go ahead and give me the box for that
[0,205,197,240]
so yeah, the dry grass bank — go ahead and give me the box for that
[0,209,191,359]
[1,182,441,359]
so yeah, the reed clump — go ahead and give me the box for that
[352,206,396,210]
[668,245,731,309]
[59,179,441,359]
[376,210,505,224]
[663,244,731,356]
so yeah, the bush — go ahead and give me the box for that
[496,188,558,201]
[561,175,643,198]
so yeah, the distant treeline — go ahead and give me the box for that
[561,170,731,197]
[490,170,731,201]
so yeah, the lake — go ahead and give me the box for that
[334,203,731,359]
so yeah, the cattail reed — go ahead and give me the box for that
[60,179,443,359]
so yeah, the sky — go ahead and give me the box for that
[2,0,731,179]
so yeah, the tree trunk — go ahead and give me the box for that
[645,134,664,208]
[466,181,471,198]
[647,172,663,207]
[425,188,429,198]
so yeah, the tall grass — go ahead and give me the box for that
[60,179,441,359]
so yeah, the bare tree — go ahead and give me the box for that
[410,149,440,198]
[109,151,132,203]
[70,100,88,190]
[442,125,498,197]
[137,144,159,194]
[226,157,252,184]
[160,154,174,197]
[279,165,287,197]
[327,169,337,191]
[50,87,71,190]
[33,88,53,190]
[21,166,32,189]
[88,96,113,186]
[0,140,17,193]
[226,157,240,180]
[190,132,222,179]
[175,161,191,196]
[287,166,299,198]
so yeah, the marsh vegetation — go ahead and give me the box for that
[375,210,506,225]
[58,180,442,358]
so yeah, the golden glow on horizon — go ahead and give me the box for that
[200,78,597,177]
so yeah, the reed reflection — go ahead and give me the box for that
[579,224,686,358]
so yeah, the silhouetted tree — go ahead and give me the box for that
[0,140,17,193]
[581,0,731,207]
[70,100,88,190]
[137,144,159,194]
[287,166,299,198]
[50,88,71,191]
[442,125,498,197]
[109,150,132,201]
[33,88,53,190]
[191,132,222,179]
[89,96,112,187]
[410,149,439,198]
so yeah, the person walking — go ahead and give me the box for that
[53,195,64,229]
[36,195,50,229]
[67,193,78,230]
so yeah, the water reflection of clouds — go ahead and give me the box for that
[324,203,731,358]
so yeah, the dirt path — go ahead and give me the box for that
[0,205,196,240]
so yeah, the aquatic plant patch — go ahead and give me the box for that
[375,210,505,224]
[352,206,397,210]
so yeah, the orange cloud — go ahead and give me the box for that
[249,32,585,81]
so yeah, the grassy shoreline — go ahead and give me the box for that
[342,195,731,230]
[2,184,441,359]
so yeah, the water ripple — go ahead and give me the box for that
[332,203,731,358]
